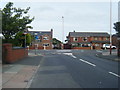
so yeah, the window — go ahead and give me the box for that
[106,37,109,40]
[82,37,88,42]
[43,43,50,47]
[95,44,99,46]
[73,37,78,41]
[94,37,98,40]
[43,36,49,40]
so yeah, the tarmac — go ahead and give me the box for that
[96,49,120,62]
[1,53,43,89]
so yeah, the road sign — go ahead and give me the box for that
[35,36,39,40]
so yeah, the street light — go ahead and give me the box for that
[23,29,27,56]
[62,16,64,43]
[23,32,27,48]
[62,16,64,49]
[110,0,112,55]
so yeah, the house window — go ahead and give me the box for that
[106,37,109,40]
[94,37,98,40]
[95,44,99,46]
[43,43,50,47]
[73,37,78,41]
[82,37,88,42]
[43,36,49,40]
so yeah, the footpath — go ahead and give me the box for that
[1,52,43,89]
[96,49,120,62]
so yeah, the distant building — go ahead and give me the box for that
[29,29,53,50]
[66,31,110,50]
[112,34,118,46]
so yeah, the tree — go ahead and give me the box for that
[13,31,32,47]
[52,38,62,49]
[114,22,120,57]
[113,22,120,37]
[26,33,32,46]
[2,2,34,43]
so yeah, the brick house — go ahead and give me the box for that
[112,34,120,56]
[66,31,110,50]
[112,34,118,46]
[29,29,53,50]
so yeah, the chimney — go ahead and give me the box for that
[51,29,53,38]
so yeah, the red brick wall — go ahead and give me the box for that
[29,46,52,50]
[2,44,28,63]
[72,47,91,50]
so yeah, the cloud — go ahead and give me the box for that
[0,1,118,41]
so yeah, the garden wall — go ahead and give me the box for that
[2,44,28,63]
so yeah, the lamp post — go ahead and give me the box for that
[62,16,64,49]
[24,32,27,48]
[110,0,112,55]
[23,30,27,56]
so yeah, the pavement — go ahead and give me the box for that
[96,49,120,62]
[2,52,43,89]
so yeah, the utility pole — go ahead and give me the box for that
[110,0,112,55]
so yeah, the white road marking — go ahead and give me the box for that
[63,53,77,59]
[56,50,71,52]
[96,50,102,53]
[71,56,77,58]
[63,53,73,56]
[79,59,96,67]
[109,72,120,78]
[26,64,41,88]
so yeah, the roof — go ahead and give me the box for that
[29,31,52,36]
[69,32,110,37]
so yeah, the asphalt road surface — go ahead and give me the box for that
[29,50,120,88]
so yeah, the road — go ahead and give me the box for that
[28,50,119,88]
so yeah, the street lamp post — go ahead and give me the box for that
[62,16,64,43]
[110,0,112,55]
[62,16,64,49]
[23,30,27,56]
[24,32,27,48]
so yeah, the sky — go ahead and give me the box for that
[0,0,119,42]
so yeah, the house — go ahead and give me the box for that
[66,31,110,50]
[29,29,53,50]
[112,34,118,46]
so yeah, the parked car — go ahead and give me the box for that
[102,44,116,49]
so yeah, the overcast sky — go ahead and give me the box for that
[0,0,119,42]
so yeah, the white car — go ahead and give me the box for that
[102,44,116,49]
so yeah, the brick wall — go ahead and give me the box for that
[72,47,91,50]
[2,44,28,64]
[29,46,52,50]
